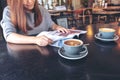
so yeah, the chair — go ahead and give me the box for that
[64,11,76,28]
[57,18,68,28]
[73,9,84,26]
[0,0,7,40]
[0,5,2,20]
[93,9,107,23]
[97,15,107,23]
[73,8,92,25]
[0,0,7,21]
[51,13,60,24]
[0,0,7,9]
[83,8,93,24]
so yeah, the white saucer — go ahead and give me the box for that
[95,33,119,42]
[58,46,88,60]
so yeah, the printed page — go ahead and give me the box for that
[37,29,87,41]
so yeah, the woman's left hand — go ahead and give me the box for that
[56,26,70,33]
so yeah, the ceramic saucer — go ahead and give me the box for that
[95,33,119,42]
[58,46,88,60]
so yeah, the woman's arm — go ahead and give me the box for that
[39,6,69,33]
[6,32,53,46]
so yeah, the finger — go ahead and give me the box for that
[64,29,70,33]
[44,37,53,44]
[57,28,65,33]
[48,39,53,44]
[41,36,53,44]
[41,36,51,41]
[58,28,69,33]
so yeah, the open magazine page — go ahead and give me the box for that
[37,29,87,41]
[37,29,87,47]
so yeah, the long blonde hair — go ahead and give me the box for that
[7,0,42,33]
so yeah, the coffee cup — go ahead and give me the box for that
[98,28,115,39]
[63,39,84,55]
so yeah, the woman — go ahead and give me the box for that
[0,0,69,46]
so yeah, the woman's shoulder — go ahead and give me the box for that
[3,6,10,16]
[3,6,10,11]
[3,6,10,13]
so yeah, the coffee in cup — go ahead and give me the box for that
[99,28,115,39]
[63,39,83,55]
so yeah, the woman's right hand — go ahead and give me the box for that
[35,35,53,46]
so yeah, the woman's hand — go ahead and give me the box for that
[56,26,70,33]
[35,35,53,46]
[52,24,70,33]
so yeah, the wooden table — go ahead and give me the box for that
[0,23,120,80]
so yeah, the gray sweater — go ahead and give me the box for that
[0,5,55,40]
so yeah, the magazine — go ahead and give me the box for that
[37,29,87,41]
[37,29,87,47]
